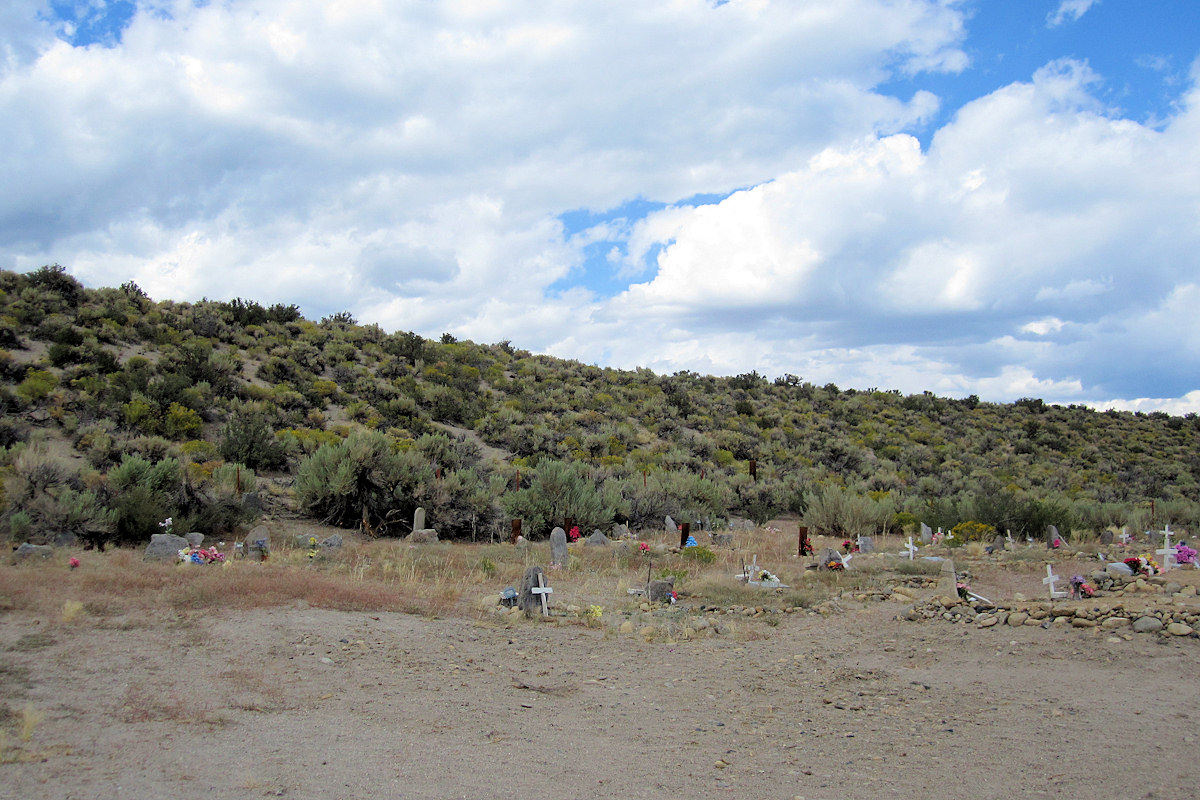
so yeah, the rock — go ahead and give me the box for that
[143,533,189,562]
[1007,612,1029,626]
[1101,617,1131,629]
[185,532,204,548]
[648,577,676,603]
[711,533,734,548]
[585,530,610,547]
[517,566,548,617]
[550,527,569,567]
[619,620,633,634]
[1131,616,1164,634]
[1106,562,1134,577]
[1099,530,1114,545]
[612,523,631,539]
[978,615,999,628]
[1166,622,1193,636]
[13,543,54,561]
[320,534,343,549]
[665,516,676,533]
[815,548,843,570]
[407,529,439,544]
[52,532,79,548]
[639,625,656,639]
[244,525,271,560]
[1071,617,1098,628]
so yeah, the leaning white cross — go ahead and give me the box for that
[904,537,918,560]
[841,552,853,569]
[1156,527,1176,572]
[1043,564,1067,599]
[531,572,553,616]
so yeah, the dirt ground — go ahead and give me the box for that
[2,562,1199,800]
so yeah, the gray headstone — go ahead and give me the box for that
[665,515,677,533]
[144,533,189,562]
[920,523,933,544]
[816,548,843,570]
[991,533,1006,551]
[585,530,609,546]
[244,525,271,561]
[1046,524,1059,543]
[1106,561,1134,577]
[517,566,547,617]
[320,534,343,549]
[612,523,631,539]
[648,576,676,603]
[856,536,875,554]
[1099,530,1114,545]
[550,527,569,567]
[13,543,54,561]
[413,507,426,532]
[185,532,204,548]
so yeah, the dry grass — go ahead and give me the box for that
[0,525,957,623]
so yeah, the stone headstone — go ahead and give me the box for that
[990,533,1006,552]
[856,536,875,554]
[144,533,189,562]
[920,523,933,544]
[648,576,676,602]
[517,566,548,617]
[937,559,958,597]
[185,532,204,548]
[665,515,677,533]
[816,548,843,570]
[1106,561,1134,577]
[612,523,631,539]
[320,534,343,549]
[1046,524,1059,544]
[413,507,426,531]
[550,527,569,567]
[13,543,54,561]
[244,525,271,561]
[1099,530,1114,545]
[585,530,609,546]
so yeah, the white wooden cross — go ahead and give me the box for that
[1156,526,1176,572]
[1005,530,1014,549]
[1043,564,1067,599]
[1119,528,1131,545]
[532,572,553,616]
[904,537,918,560]
[841,552,853,569]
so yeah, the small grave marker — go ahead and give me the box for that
[1043,564,1067,599]
[904,537,918,560]
[798,526,813,556]
[531,572,553,616]
[841,552,853,569]
[1156,526,1176,572]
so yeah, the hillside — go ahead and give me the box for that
[2,265,1198,547]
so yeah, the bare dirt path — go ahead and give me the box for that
[3,599,1197,800]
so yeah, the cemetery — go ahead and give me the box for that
[2,515,1199,799]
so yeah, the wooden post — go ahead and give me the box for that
[564,517,575,536]
[749,459,757,481]
[680,522,690,549]
[511,519,522,544]
[643,470,648,488]
[798,525,812,556]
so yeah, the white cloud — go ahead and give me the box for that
[1047,0,1099,28]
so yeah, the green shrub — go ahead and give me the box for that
[681,545,717,564]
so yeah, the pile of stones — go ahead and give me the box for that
[902,596,1198,637]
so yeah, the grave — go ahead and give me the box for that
[798,526,813,556]
[904,537,918,560]
[408,507,438,543]
[665,515,677,533]
[937,559,958,597]
[648,576,675,603]
[518,566,549,617]
[856,536,875,554]
[550,527,569,567]
[1156,527,1177,572]
[585,530,610,547]
[920,523,933,545]
[1099,530,1114,545]
[1043,564,1067,599]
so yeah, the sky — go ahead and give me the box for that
[2,1,1199,413]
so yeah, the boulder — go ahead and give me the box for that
[407,529,439,544]
[13,543,54,561]
[648,577,676,603]
[320,534,343,549]
[815,548,843,570]
[1106,562,1134,577]
[185,532,204,548]
[144,533,188,562]
[1131,616,1163,634]
[585,531,610,547]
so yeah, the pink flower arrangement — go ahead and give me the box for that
[567,526,581,542]
[1175,543,1197,565]
[68,557,80,569]
[638,542,650,554]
